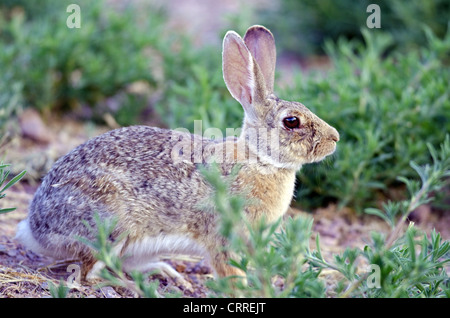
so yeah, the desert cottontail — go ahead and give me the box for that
[16,25,339,281]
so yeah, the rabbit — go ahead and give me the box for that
[15,25,339,282]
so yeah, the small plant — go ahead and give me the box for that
[0,163,26,214]
[77,214,161,298]
[48,280,70,298]
[201,164,325,298]
[308,136,450,297]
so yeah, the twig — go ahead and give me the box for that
[385,179,429,249]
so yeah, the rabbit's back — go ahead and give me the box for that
[25,126,214,259]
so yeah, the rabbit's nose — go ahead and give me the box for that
[331,134,339,142]
[330,128,340,142]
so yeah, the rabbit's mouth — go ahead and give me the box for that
[308,123,339,162]
[310,138,337,163]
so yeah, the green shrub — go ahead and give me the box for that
[260,0,450,55]
[154,38,243,133]
[310,136,450,297]
[0,0,165,125]
[281,29,450,211]
[0,0,58,21]
[0,80,23,136]
[0,0,243,129]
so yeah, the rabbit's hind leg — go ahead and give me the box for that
[120,234,206,291]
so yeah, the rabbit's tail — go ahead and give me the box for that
[15,218,50,256]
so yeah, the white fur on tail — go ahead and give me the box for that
[15,219,49,256]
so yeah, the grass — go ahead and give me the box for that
[0,0,166,126]
[283,28,450,211]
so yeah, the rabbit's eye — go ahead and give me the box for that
[283,117,300,129]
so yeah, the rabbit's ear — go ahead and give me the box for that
[223,31,268,122]
[244,25,276,93]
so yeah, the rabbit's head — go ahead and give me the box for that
[223,25,339,170]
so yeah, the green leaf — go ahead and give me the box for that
[0,207,16,214]
[48,280,69,298]
[0,170,26,194]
